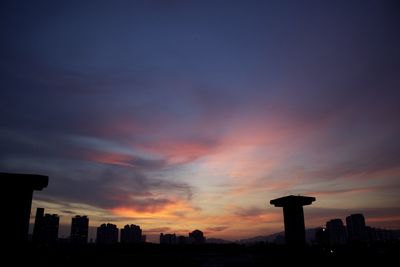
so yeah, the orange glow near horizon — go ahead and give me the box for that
[111,200,199,219]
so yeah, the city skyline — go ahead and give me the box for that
[1,0,400,242]
[28,206,397,244]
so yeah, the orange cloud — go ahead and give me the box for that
[367,215,400,223]
[84,150,136,167]
[111,199,199,219]
[304,187,378,197]
[136,138,220,164]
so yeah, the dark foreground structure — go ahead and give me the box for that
[1,172,48,244]
[270,195,316,246]
[16,241,400,267]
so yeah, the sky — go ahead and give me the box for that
[1,0,399,242]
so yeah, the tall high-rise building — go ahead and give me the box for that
[120,224,143,243]
[346,213,367,242]
[32,208,59,244]
[96,223,118,244]
[32,208,45,243]
[42,214,59,244]
[326,218,347,245]
[70,215,89,244]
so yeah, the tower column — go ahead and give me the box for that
[270,195,315,246]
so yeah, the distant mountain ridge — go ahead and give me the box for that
[238,228,321,244]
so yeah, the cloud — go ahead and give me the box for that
[230,206,282,224]
[234,207,265,218]
[112,198,175,213]
[303,185,397,197]
[206,226,229,232]
[144,227,171,233]
[28,164,195,217]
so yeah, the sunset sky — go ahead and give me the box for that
[1,0,399,242]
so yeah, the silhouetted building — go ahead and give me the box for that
[121,224,144,243]
[160,233,177,244]
[177,235,187,244]
[96,223,118,244]
[326,218,347,245]
[189,230,205,244]
[366,226,394,241]
[270,195,316,246]
[32,207,45,244]
[33,208,59,245]
[315,227,329,246]
[42,214,59,244]
[70,215,89,245]
[1,172,48,244]
[346,214,367,242]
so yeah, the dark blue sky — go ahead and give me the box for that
[1,0,399,240]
